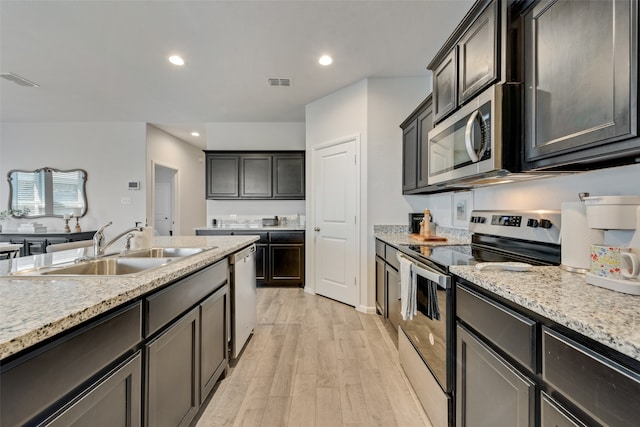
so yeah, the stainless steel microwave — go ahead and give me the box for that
[427,84,524,187]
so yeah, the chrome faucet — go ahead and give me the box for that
[93,222,144,257]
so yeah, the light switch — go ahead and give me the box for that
[121,197,132,205]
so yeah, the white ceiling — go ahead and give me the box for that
[0,0,473,148]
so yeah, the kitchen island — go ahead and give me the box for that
[0,235,258,427]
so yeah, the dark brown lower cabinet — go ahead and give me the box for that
[456,324,535,427]
[146,307,200,427]
[0,230,96,256]
[270,244,303,283]
[45,352,142,427]
[199,285,229,402]
[254,243,267,281]
[195,229,305,287]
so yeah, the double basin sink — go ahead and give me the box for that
[11,247,213,277]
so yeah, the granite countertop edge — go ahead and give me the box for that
[451,265,640,363]
[0,235,258,361]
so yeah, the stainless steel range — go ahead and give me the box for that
[394,210,561,427]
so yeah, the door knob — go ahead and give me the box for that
[314,227,320,232]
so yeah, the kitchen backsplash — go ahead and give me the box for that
[206,214,305,228]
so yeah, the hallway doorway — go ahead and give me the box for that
[154,164,177,236]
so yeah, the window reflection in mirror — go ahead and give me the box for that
[7,167,87,218]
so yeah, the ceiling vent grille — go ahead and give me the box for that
[267,78,292,87]
[0,73,39,87]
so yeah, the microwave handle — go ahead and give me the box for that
[464,109,486,162]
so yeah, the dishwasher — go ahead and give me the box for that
[229,244,257,359]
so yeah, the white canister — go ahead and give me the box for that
[560,201,604,273]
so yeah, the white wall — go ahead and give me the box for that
[146,125,206,235]
[365,77,431,310]
[306,79,368,309]
[0,122,147,241]
[366,77,431,224]
[205,122,306,218]
[305,77,430,312]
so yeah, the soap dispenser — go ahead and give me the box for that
[141,219,154,248]
[130,221,144,250]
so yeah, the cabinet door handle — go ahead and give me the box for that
[314,227,320,232]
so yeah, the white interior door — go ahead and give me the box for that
[313,137,358,307]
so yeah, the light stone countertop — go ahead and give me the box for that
[451,265,640,363]
[0,235,259,361]
[374,232,470,247]
[194,225,305,232]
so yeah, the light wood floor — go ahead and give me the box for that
[194,287,431,427]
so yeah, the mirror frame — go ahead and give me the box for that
[7,167,88,219]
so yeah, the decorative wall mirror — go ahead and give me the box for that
[7,167,88,218]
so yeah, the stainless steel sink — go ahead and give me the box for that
[120,247,213,258]
[41,257,173,276]
[11,257,174,276]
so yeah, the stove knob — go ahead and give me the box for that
[470,216,478,223]
[478,216,486,224]
[539,219,553,229]
[526,219,539,228]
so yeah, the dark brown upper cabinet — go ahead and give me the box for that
[522,0,640,169]
[402,116,419,193]
[273,153,305,199]
[400,95,451,195]
[206,154,239,199]
[240,154,272,198]
[433,50,457,122]
[205,151,305,200]
[429,0,503,124]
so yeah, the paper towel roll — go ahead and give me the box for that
[561,201,605,273]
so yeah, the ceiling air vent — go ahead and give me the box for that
[0,73,39,87]
[267,77,292,87]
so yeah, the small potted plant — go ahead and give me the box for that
[0,208,31,232]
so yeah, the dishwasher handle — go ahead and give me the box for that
[231,244,256,264]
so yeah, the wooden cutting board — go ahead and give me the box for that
[409,233,447,242]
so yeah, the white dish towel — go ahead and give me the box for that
[398,253,417,320]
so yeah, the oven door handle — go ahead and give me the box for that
[399,253,451,289]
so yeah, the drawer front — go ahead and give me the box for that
[540,392,588,427]
[232,231,268,243]
[457,285,536,372]
[269,231,304,244]
[195,230,232,236]
[146,259,228,336]
[0,302,142,427]
[375,239,385,258]
[385,245,400,271]
[542,327,640,427]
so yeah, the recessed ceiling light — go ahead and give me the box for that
[169,55,185,66]
[191,131,200,137]
[318,55,333,66]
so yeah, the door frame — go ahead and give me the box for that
[308,134,361,308]
[151,161,180,236]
